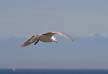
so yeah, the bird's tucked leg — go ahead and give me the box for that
[34,39,40,45]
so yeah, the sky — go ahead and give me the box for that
[0,0,108,69]
[0,0,108,37]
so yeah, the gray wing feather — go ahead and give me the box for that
[21,35,37,47]
[42,32,56,37]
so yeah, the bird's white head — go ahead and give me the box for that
[51,36,58,43]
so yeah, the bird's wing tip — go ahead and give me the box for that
[20,45,25,48]
[56,32,73,40]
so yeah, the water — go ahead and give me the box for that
[0,69,108,74]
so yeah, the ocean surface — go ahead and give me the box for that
[0,69,108,74]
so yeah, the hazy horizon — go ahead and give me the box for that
[0,35,108,69]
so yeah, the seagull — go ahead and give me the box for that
[21,32,73,47]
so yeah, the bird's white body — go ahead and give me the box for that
[21,32,73,47]
[39,35,57,42]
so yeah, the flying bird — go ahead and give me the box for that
[21,32,73,47]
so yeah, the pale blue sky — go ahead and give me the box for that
[0,0,108,69]
[0,0,108,37]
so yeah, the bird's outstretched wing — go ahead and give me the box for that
[54,32,74,41]
[21,35,37,47]
[42,32,56,37]
[42,32,74,41]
